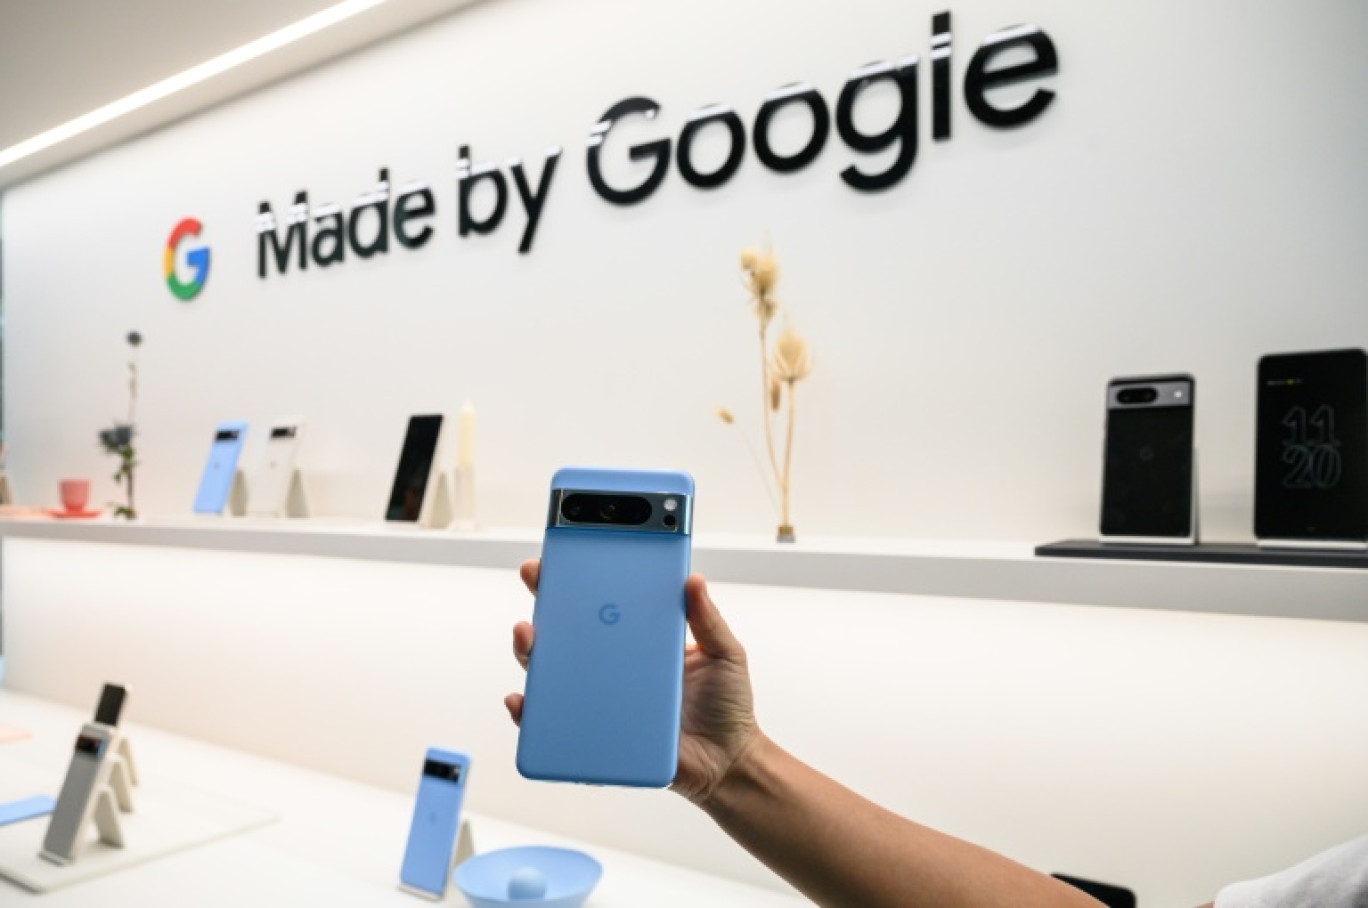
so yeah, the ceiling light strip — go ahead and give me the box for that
[0,0,388,171]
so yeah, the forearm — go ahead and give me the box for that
[702,732,1103,908]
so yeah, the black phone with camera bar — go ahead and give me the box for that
[1100,375,1196,543]
[1256,349,1367,546]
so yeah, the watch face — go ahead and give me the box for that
[1256,349,1368,541]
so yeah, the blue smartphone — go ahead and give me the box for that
[516,467,693,788]
[193,421,248,514]
[399,748,470,899]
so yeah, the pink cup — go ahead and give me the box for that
[59,479,90,513]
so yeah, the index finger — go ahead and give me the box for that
[519,559,540,595]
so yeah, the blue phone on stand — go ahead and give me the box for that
[400,748,470,899]
[193,421,248,514]
[517,467,693,788]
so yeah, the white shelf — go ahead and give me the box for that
[1,517,1365,623]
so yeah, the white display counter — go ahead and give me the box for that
[0,690,804,906]
[3,523,1367,905]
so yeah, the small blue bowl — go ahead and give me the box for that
[453,846,603,908]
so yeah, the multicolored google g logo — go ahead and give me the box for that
[164,218,210,301]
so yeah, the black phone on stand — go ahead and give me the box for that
[1100,375,1196,543]
[1255,349,1367,546]
[93,683,127,727]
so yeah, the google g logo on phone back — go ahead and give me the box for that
[164,218,210,301]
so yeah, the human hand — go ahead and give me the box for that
[504,559,762,806]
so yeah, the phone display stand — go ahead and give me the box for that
[419,472,454,530]
[246,468,310,519]
[450,467,477,532]
[284,469,310,518]
[0,752,276,892]
[43,787,126,865]
[455,819,475,866]
[0,472,13,506]
[227,470,248,517]
[107,736,139,813]
[87,788,125,850]
[48,734,141,862]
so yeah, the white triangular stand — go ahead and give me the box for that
[116,737,138,787]
[285,469,310,518]
[419,472,454,530]
[107,758,135,813]
[454,819,475,867]
[227,469,248,517]
[90,788,124,849]
[107,737,139,813]
[0,472,13,506]
[450,467,477,533]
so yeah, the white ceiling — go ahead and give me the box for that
[0,0,479,189]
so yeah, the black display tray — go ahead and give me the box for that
[1035,539,1368,570]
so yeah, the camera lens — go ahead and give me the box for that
[663,514,677,528]
[1118,388,1158,405]
[560,493,651,525]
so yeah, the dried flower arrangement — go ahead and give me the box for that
[97,331,142,519]
[718,244,814,542]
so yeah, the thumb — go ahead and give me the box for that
[686,574,743,660]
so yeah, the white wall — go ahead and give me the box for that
[3,0,1366,540]
[5,539,1368,905]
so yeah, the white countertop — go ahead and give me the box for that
[0,690,804,906]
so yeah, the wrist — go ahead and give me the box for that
[699,727,773,816]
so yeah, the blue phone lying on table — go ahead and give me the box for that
[0,795,55,826]
[516,467,693,788]
[400,748,470,899]
[193,421,248,514]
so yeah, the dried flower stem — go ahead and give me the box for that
[732,241,811,539]
[740,422,781,518]
[781,380,797,527]
[758,326,783,483]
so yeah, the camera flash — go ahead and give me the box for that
[1175,391,1184,398]
[663,498,678,512]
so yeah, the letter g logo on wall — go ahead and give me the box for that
[598,603,621,626]
[164,218,210,301]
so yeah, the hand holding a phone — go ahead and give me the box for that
[504,561,1109,908]
[504,559,762,806]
